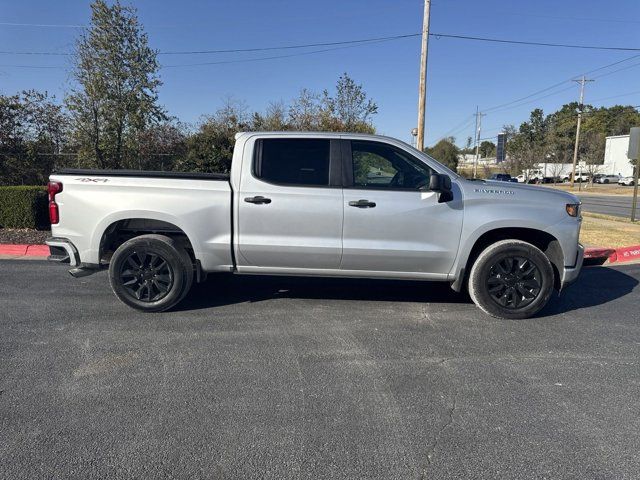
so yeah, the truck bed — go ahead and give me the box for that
[49,169,233,272]
[54,168,230,181]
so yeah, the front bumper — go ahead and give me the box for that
[561,243,584,289]
[45,237,80,266]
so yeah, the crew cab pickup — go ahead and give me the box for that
[46,132,584,319]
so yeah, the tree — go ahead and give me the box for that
[251,101,290,131]
[288,89,321,131]
[136,120,187,171]
[320,73,377,133]
[581,130,605,186]
[0,91,70,185]
[547,161,565,185]
[176,98,249,173]
[425,137,459,172]
[478,140,495,158]
[66,0,165,169]
[503,130,543,181]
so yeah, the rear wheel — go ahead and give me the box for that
[468,240,554,319]
[109,234,194,312]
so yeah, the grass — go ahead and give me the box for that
[580,213,640,248]
[547,184,637,196]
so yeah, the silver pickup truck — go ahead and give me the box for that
[46,132,584,319]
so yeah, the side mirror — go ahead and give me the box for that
[429,173,453,203]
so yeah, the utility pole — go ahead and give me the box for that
[416,0,431,152]
[473,107,486,179]
[570,76,594,188]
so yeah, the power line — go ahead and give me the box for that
[485,85,576,114]
[0,64,62,69]
[0,22,85,28]
[162,41,393,68]
[589,90,640,103]
[4,31,640,57]
[481,53,640,113]
[429,33,640,52]
[498,12,640,25]
[160,33,421,55]
[0,33,421,56]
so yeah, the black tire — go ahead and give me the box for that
[468,240,554,320]
[108,234,194,312]
[603,179,609,184]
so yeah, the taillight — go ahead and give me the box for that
[48,181,62,224]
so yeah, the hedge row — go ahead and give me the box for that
[0,186,49,229]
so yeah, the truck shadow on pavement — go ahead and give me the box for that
[542,265,638,316]
[176,265,638,316]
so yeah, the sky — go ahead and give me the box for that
[1,0,639,147]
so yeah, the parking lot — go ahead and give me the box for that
[1,260,639,479]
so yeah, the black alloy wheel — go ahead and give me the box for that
[486,256,542,310]
[468,239,554,319]
[120,251,174,302]
[109,234,194,312]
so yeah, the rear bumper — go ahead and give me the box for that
[561,243,584,289]
[45,237,80,266]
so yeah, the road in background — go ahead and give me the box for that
[1,261,639,479]
[578,194,634,218]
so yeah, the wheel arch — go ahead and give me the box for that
[452,227,563,292]
[96,215,198,265]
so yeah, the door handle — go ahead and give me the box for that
[244,196,272,204]
[348,199,376,208]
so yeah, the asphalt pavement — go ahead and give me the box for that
[578,194,635,218]
[1,260,639,479]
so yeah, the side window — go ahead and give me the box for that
[351,141,433,190]
[256,139,330,187]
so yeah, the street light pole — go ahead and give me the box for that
[416,0,431,152]
[473,107,485,179]
[570,76,593,188]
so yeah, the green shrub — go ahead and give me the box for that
[0,186,49,229]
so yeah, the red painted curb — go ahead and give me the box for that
[584,248,615,259]
[0,244,49,257]
[610,245,640,264]
[585,245,640,264]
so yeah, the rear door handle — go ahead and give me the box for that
[348,199,376,208]
[244,196,272,204]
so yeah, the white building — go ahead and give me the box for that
[603,134,634,177]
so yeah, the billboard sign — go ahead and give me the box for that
[496,133,506,163]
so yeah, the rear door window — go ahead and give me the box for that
[255,139,331,187]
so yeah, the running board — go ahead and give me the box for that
[68,266,99,278]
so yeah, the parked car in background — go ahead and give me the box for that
[618,176,635,186]
[562,172,589,183]
[487,173,518,183]
[595,174,621,184]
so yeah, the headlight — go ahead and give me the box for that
[566,203,581,217]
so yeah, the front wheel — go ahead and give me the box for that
[109,234,194,312]
[468,240,554,319]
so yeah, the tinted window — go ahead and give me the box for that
[256,139,330,186]
[351,141,433,190]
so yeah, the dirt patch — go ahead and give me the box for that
[0,228,50,245]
